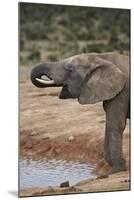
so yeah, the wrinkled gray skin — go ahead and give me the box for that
[31,52,130,173]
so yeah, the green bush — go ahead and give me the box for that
[27,49,41,61]
[47,54,58,61]
[20,3,130,59]
[82,43,105,53]
[23,22,49,40]
[76,31,95,41]
[20,38,25,50]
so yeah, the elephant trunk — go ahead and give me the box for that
[31,63,56,88]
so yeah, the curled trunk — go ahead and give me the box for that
[31,63,56,88]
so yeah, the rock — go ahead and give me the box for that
[68,136,75,143]
[30,131,37,136]
[60,181,70,188]
[43,136,50,140]
[96,174,109,179]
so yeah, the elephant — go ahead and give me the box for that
[31,52,130,173]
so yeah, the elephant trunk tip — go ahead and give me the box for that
[30,64,47,88]
[30,63,57,88]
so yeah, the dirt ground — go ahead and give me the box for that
[19,67,130,197]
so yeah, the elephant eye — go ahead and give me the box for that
[65,64,75,73]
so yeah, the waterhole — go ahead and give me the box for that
[19,158,96,189]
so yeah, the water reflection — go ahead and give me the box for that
[19,158,96,189]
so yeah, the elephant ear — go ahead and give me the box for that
[78,59,126,104]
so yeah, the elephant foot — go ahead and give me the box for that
[111,159,126,174]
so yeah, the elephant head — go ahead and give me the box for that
[31,53,126,103]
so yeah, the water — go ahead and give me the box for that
[19,158,96,189]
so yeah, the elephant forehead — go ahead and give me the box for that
[65,54,92,75]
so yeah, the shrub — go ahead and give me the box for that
[27,49,41,61]
[47,54,58,61]
[23,22,49,40]
[20,38,25,50]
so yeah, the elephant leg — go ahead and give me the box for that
[104,118,126,173]
[103,98,128,173]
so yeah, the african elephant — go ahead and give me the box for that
[31,52,130,173]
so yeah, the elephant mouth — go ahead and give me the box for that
[35,75,56,86]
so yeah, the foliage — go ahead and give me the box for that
[27,48,41,62]
[19,2,130,65]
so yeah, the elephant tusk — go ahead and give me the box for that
[35,78,55,85]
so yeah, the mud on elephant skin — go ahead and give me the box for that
[31,52,130,174]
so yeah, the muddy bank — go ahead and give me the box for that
[20,171,130,197]
[20,129,104,164]
[20,128,130,174]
